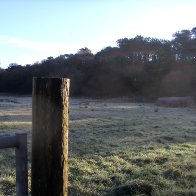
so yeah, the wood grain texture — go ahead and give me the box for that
[32,78,70,196]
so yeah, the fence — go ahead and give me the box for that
[0,133,28,196]
[0,78,70,196]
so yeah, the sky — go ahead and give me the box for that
[0,0,196,68]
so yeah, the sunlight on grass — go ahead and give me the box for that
[0,122,31,126]
[0,96,196,195]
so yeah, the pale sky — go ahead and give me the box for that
[0,0,196,68]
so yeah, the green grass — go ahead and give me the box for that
[0,96,196,195]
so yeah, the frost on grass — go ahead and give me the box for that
[0,96,196,195]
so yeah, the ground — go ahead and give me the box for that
[0,95,196,195]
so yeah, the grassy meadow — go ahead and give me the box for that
[0,95,196,195]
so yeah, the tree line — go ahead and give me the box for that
[0,27,196,100]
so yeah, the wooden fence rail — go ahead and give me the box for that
[0,133,28,196]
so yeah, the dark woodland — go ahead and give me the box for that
[0,27,196,100]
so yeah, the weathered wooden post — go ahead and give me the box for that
[32,78,70,196]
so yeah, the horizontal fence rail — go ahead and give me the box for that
[0,133,28,196]
[0,135,18,149]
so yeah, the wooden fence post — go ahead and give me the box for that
[15,133,28,196]
[31,78,70,196]
[0,133,28,196]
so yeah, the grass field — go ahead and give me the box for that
[0,95,196,195]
